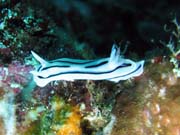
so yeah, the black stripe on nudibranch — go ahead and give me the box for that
[106,64,142,80]
[37,63,132,79]
[49,59,95,64]
[41,65,70,71]
[121,63,131,67]
[37,66,42,71]
[85,61,108,68]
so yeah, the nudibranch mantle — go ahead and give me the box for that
[31,44,144,87]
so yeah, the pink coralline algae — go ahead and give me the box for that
[0,61,34,94]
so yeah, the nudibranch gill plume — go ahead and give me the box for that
[31,44,144,87]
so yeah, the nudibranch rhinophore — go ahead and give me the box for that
[31,44,144,87]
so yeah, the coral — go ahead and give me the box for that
[51,80,120,134]
[111,59,180,135]
[18,95,82,135]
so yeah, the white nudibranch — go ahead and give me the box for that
[31,44,144,87]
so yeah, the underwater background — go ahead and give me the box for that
[0,0,180,135]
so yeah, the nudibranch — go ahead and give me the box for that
[31,44,144,87]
